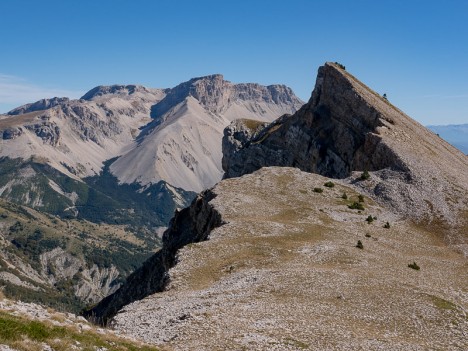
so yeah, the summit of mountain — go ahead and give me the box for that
[109,75,303,191]
[80,84,165,101]
[223,63,468,233]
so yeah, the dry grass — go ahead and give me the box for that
[0,309,159,351]
[239,119,265,131]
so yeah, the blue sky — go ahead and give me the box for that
[0,0,467,125]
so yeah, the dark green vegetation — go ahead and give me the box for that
[360,170,370,181]
[355,240,364,249]
[365,215,374,223]
[334,62,346,70]
[348,202,365,210]
[0,157,195,230]
[0,192,162,312]
[1,280,84,314]
[0,311,158,351]
[323,181,335,188]
[0,156,197,311]
[384,221,391,229]
[341,192,348,199]
[313,187,323,193]
[408,262,420,270]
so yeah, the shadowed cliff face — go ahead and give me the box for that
[85,190,224,324]
[223,63,407,180]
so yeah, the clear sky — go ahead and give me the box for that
[0,0,467,125]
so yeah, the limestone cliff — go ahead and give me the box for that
[85,191,223,323]
[222,63,468,230]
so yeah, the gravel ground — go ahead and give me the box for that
[113,167,468,351]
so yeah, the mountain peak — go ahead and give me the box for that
[151,74,302,119]
[80,84,152,101]
[190,74,224,82]
[7,97,70,115]
[223,62,468,227]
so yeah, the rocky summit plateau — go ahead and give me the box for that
[86,63,468,351]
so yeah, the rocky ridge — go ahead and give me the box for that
[85,189,223,323]
[109,167,467,350]
[222,63,468,249]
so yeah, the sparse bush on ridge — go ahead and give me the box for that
[358,194,365,203]
[408,262,420,270]
[324,181,335,188]
[335,62,346,70]
[360,170,370,181]
[313,187,323,193]
[341,192,348,199]
[365,215,374,223]
[384,222,391,229]
[348,202,364,210]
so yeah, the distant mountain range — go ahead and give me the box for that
[427,124,468,154]
[0,75,302,310]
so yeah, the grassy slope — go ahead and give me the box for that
[0,300,159,351]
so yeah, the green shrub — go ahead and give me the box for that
[324,181,335,188]
[356,240,364,249]
[408,262,420,270]
[384,222,391,229]
[341,192,348,199]
[313,187,323,193]
[358,194,365,203]
[348,202,364,210]
[365,215,374,223]
[360,170,370,180]
[9,221,23,233]
[335,62,346,70]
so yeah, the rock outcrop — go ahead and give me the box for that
[85,191,223,324]
[222,63,468,229]
[7,97,70,115]
[151,74,301,118]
